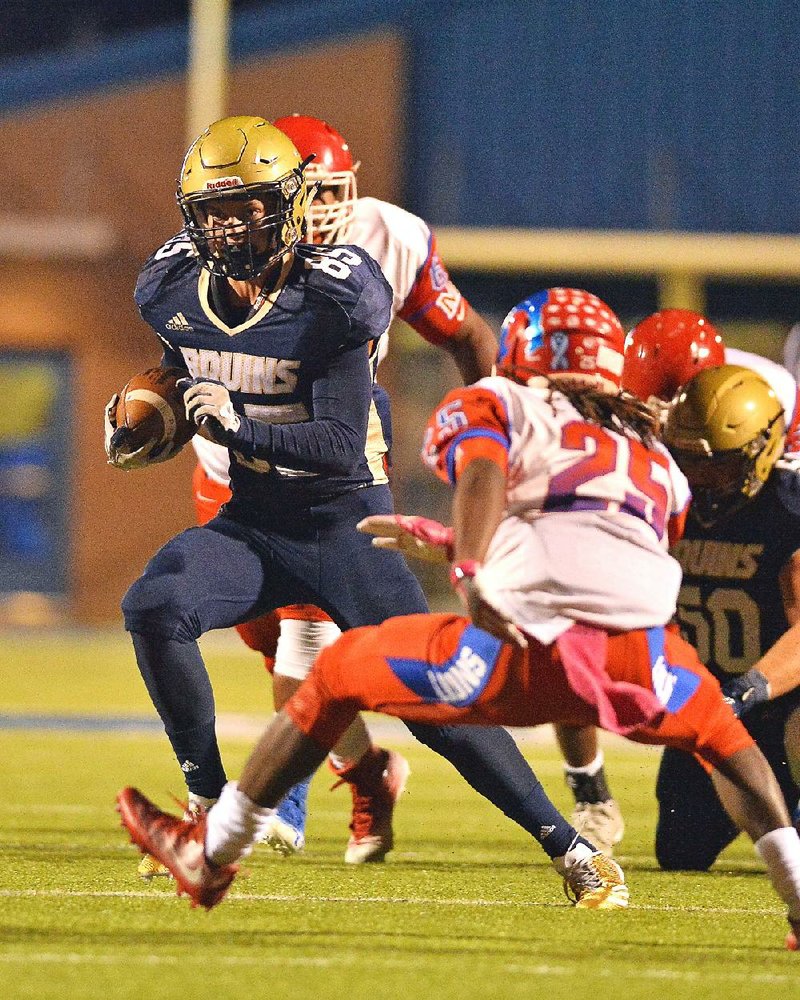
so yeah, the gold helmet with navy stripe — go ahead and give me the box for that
[177,115,309,279]
[664,364,786,525]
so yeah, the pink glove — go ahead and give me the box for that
[357,514,454,563]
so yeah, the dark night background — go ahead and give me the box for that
[1,1,277,64]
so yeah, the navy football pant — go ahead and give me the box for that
[123,485,581,857]
[656,691,800,870]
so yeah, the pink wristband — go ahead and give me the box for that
[449,560,481,591]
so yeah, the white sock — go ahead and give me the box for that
[204,782,274,867]
[552,841,595,875]
[755,827,800,921]
[186,792,216,819]
[274,619,342,681]
[564,750,605,777]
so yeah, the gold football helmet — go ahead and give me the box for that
[177,115,309,279]
[664,364,786,525]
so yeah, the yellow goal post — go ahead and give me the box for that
[434,227,800,314]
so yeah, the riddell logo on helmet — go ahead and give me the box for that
[203,176,245,191]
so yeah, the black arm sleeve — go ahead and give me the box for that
[224,343,371,476]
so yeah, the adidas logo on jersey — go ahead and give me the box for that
[166,312,193,332]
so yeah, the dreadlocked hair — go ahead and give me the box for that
[544,377,661,447]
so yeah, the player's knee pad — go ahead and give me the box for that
[274,618,342,681]
[121,574,200,642]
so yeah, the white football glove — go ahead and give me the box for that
[183,379,241,437]
[104,393,181,471]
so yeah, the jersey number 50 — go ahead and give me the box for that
[677,584,761,674]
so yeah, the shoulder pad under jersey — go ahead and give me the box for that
[135,232,197,318]
[355,197,431,264]
[295,242,393,348]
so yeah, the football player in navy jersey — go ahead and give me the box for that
[657,364,800,871]
[556,310,800,857]
[118,300,800,945]
[106,115,602,878]
[188,113,501,860]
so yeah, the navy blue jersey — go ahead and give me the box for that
[671,468,800,682]
[135,235,392,513]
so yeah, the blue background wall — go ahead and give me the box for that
[404,1,799,232]
[2,0,798,233]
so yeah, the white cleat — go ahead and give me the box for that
[571,799,625,856]
[257,814,305,856]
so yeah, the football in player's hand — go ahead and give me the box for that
[113,367,195,453]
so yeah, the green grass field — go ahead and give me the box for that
[1,631,797,1000]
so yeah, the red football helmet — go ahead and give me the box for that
[622,309,726,402]
[497,288,625,392]
[273,114,359,243]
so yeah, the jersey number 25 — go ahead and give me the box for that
[545,423,671,540]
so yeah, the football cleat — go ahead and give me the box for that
[571,799,625,857]
[117,787,237,910]
[331,748,410,864]
[257,813,306,856]
[561,851,629,909]
[136,793,214,880]
[786,917,800,951]
[137,853,172,880]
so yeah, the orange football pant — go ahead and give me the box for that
[285,613,754,771]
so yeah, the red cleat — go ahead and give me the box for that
[331,748,410,864]
[787,917,800,951]
[116,787,237,910]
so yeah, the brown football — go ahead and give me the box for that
[114,367,195,452]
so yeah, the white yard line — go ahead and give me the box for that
[0,951,792,984]
[0,887,783,916]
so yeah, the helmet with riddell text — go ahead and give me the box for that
[496,288,625,392]
[274,114,359,243]
[177,115,309,279]
[623,309,726,402]
[664,364,786,525]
